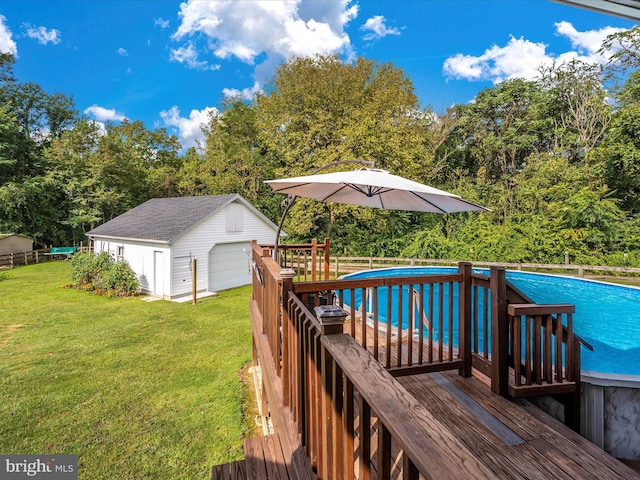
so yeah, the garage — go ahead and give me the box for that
[208,242,252,292]
[88,195,280,300]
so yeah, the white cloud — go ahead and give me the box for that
[172,0,356,65]
[555,21,625,61]
[222,81,263,101]
[360,15,400,41]
[443,36,552,83]
[170,41,220,70]
[24,24,61,45]
[154,17,170,29]
[0,15,17,56]
[160,105,219,150]
[442,22,627,84]
[117,47,128,56]
[84,105,128,122]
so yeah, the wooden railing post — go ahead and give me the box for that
[323,237,330,280]
[315,305,347,479]
[281,268,296,399]
[458,262,473,377]
[311,238,318,281]
[490,266,508,396]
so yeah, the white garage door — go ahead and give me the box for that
[208,242,252,292]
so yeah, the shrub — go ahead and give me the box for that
[70,252,112,288]
[101,261,140,297]
[70,252,139,297]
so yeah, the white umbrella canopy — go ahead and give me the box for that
[266,168,489,213]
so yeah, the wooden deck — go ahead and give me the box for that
[249,247,640,479]
[211,433,314,480]
[398,370,640,479]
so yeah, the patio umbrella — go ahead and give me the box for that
[266,165,489,258]
[266,167,489,213]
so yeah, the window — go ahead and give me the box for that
[225,204,244,233]
[117,246,124,261]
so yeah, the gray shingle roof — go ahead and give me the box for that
[87,194,240,243]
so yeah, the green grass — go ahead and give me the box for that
[0,262,253,479]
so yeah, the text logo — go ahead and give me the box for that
[0,455,77,479]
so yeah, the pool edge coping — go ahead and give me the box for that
[581,370,640,387]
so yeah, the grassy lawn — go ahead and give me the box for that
[0,261,253,479]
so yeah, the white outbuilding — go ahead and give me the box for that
[86,194,280,300]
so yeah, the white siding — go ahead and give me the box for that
[171,200,277,297]
[92,237,170,297]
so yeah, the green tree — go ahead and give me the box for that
[195,99,278,215]
[45,119,181,239]
[0,55,77,182]
[255,54,431,248]
[538,60,611,156]
[0,176,69,247]
[449,79,548,182]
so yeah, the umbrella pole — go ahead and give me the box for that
[274,195,296,262]
[272,159,375,262]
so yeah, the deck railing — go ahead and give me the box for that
[265,237,331,281]
[291,266,473,377]
[250,242,588,478]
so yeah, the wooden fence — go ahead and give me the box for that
[0,246,89,269]
[251,241,587,478]
[0,249,51,269]
[319,255,640,279]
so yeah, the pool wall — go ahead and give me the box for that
[581,372,640,460]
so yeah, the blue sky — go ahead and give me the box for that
[0,1,636,150]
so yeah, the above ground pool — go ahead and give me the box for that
[342,267,640,377]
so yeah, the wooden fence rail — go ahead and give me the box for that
[0,249,50,269]
[322,255,640,279]
[0,246,89,269]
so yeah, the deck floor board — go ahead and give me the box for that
[398,370,640,480]
[212,433,304,480]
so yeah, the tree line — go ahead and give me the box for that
[2,27,640,267]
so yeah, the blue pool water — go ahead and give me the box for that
[342,267,640,376]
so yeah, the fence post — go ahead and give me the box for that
[490,266,508,396]
[458,262,473,377]
[10,253,14,269]
[191,257,197,304]
[316,305,347,479]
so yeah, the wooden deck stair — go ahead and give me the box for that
[211,433,314,480]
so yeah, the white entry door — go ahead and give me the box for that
[208,242,251,292]
[154,251,165,297]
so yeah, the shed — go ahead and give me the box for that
[0,234,33,255]
[86,195,281,300]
